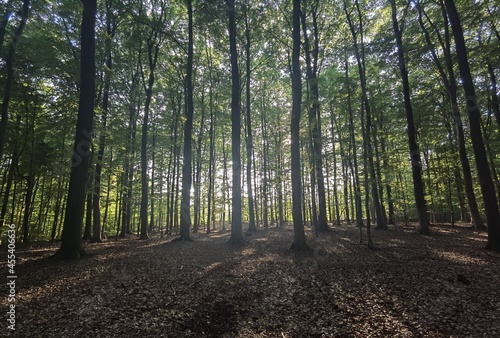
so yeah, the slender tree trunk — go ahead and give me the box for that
[348,0,384,238]
[343,56,363,228]
[150,122,156,233]
[290,0,310,251]
[245,6,257,233]
[222,137,228,232]
[55,0,96,259]
[92,0,114,243]
[207,67,215,234]
[51,175,64,242]
[330,109,341,226]
[390,0,430,234]
[121,65,139,238]
[261,108,269,228]
[193,98,205,234]
[139,87,152,240]
[301,5,328,232]
[373,113,388,226]
[227,0,244,244]
[139,33,161,241]
[335,109,350,225]
[178,0,194,241]
[276,131,285,227]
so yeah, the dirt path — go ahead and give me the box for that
[2,223,500,337]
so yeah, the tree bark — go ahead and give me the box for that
[227,0,244,244]
[55,0,97,259]
[92,0,115,243]
[290,0,310,251]
[178,0,194,241]
[245,5,257,233]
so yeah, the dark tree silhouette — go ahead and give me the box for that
[227,0,244,244]
[290,0,310,251]
[55,0,97,259]
[178,0,194,241]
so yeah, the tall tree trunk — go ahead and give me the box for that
[330,109,341,226]
[139,51,155,240]
[276,132,285,227]
[207,72,215,234]
[390,0,430,234]
[55,0,97,259]
[347,0,384,238]
[444,0,500,250]
[222,137,228,231]
[179,0,194,241]
[301,4,328,232]
[139,25,162,240]
[149,121,156,233]
[227,0,244,244]
[0,0,30,161]
[343,56,363,228]
[335,108,351,225]
[261,107,269,228]
[193,101,205,234]
[290,0,310,251]
[244,5,257,233]
[121,60,140,238]
[92,0,115,243]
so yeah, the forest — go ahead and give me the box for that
[1,0,500,336]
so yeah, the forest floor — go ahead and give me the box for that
[2,222,500,337]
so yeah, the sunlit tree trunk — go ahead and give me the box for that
[244,4,257,233]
